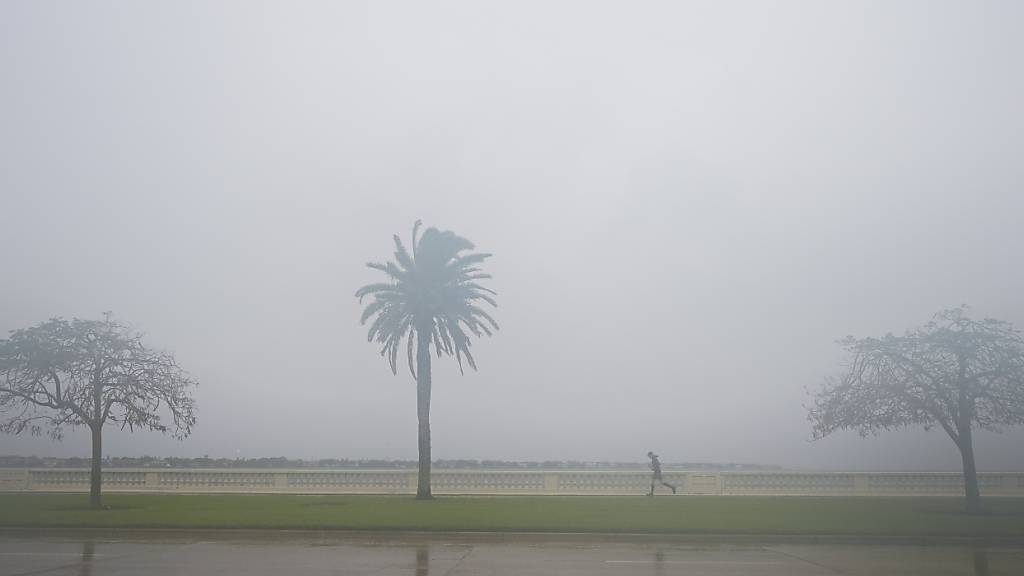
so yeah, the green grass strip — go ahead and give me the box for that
[2,494,1023,536]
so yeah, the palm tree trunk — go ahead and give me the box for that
[415,328,433,500]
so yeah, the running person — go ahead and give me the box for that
[647,451,677,496]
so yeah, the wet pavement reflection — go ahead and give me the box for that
[77,541,94,576]
[974,549,990,576]
[0,534,1021,575]
[414,545,428,576]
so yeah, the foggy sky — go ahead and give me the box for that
[2,0,1022,471]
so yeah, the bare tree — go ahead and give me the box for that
[0,314,197,508]
[809,307,1024,514]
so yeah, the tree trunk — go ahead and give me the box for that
[955,391,983,515]
[89,423,102,509]
[958,423,983,515]
[415,327,433,500]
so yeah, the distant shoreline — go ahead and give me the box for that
[0,456,782,471]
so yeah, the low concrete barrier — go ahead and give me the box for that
[2,468,1023,496]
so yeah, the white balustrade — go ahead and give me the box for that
[3,468,1022,497]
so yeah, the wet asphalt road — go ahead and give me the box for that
[1,533,1022,575]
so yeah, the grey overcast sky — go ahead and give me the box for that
[1,0,1022,471]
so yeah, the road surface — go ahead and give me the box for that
[0,533,1020,575]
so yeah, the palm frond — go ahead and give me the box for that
[355,283,398,302]
[431,326,444,358]
[359,300,388,325]
[393,235,415,272]
[357,221,498,379]
[448,323,477,373]
[367,261,410,282]
[461,282,497,296]
[435,317,455,355]
[411,220,422,260]
[448,253,491,270]
[462,272,492,281]
[406,328,417,380]
[466,305,500,331]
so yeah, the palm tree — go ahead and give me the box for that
[356,221,499,499]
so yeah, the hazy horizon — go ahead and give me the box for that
[2,1,1023,473]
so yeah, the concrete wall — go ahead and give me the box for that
[2,468,1023,496]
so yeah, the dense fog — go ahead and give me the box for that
[2,1,1022,471]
